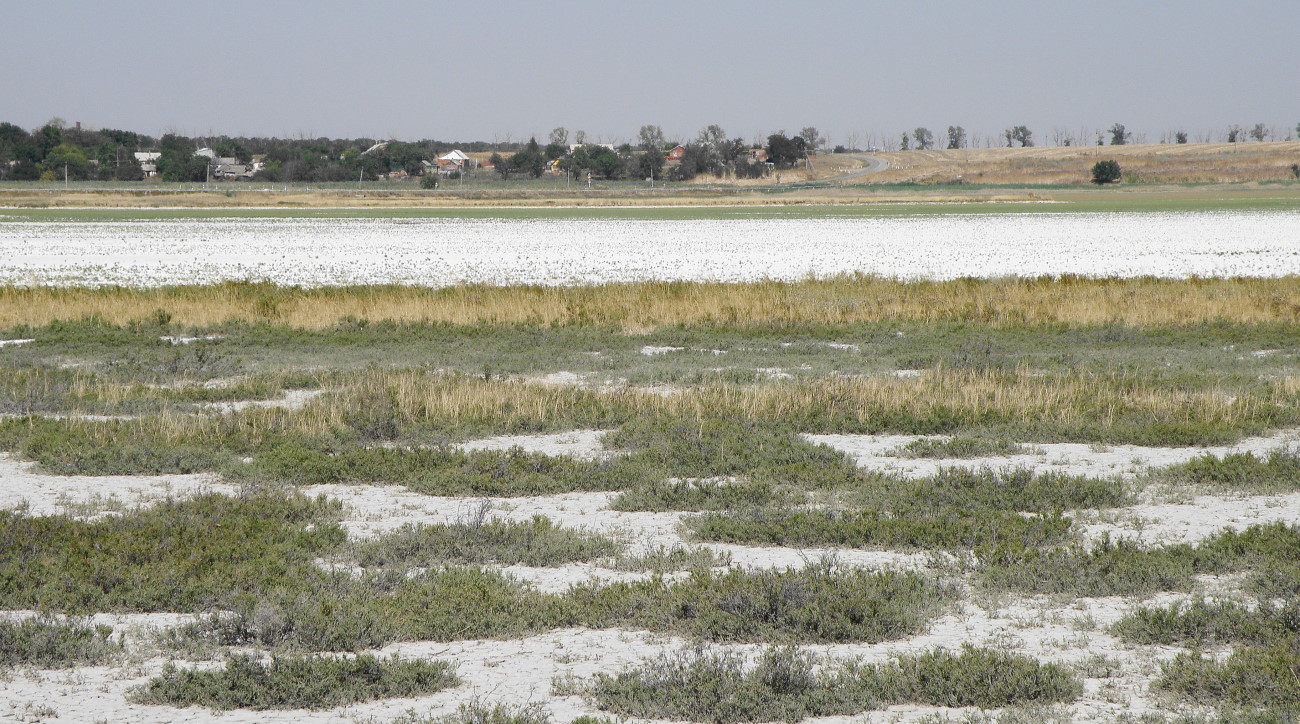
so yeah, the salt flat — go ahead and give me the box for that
[1,210,1297,286]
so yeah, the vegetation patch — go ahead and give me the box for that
[688,508,1074,551]
[889,436,1030,458]
[980,523,1300,596]
[0,492,345,612]
[238,443,654,496]
[353,515,621,568]
[130,653,458,710]
[568,561,955,643]
[1156,448,1300,492]
[1158,646,1300,709]
[0,617,123,668]
[585,644,1080,722]
[1112,599,1300,648]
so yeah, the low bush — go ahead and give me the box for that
[1158,645,1300,708]
[1158,449,1300,492]
[130,653,458,710]
[0,492,345,612]
[568,561,955,643]
[608,544,732,573]
[588,644,1081,722]
[855,466,1129,514]
[385,701,554,724]
[610,478,788,511]
[688,508,1074,550]
[240,443,654,496]
[891,436,1028,459]
[981,523,1300,596]
[606,415,862,488]
[354,515,621,567]
[1112,599,1300,647]
[0,617,123,668]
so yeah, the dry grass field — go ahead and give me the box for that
[871,141,1300,186]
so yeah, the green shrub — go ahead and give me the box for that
[607,415,862,488]
[892,436,1028,459]
[981,523,1300,596]
[131,653,458,710]
[688,507,1074,550]
[1158,646,1300,708]
[610,478,788,511]
[568,561,955,643]
[857,466,1129,514]
[1159,449,1300,492]
[588,644,1080,722]
[0,492,345,612]
[1112,599,1300,647]
[388,701,554,724]
[241,443,654,496]
[1091,160,1121,184]
[0,617,123,668]
[354,515,621,568]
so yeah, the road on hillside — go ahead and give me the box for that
[830,153,889,181]
[792,153,889,188]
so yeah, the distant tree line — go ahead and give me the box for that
[5,117,1299,184]
[0,119,152,181]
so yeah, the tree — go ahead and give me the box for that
[899,132,910,151]
[42,144,90,180]
[1175,131,1188,144]
[489,152,509,179]
[698,124,726,148]
[636,147,665,180]
[549,127,568,146]
[157,134,207,182]
[912,127,934,150]
[799,126,822,152]
[1249,123,1268,142]
[1226,125,1242,143]
[1009,125,1033,147]
[765,134,807,167]
[637,125,665,153]
[1091,160,1121,184]
[574,130,586,145]
[1108,124,1130,146]
[946,126,966,149]
[511,137,546,178]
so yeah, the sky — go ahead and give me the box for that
[4,0,1299,146]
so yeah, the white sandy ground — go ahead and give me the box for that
[5,428,1300,722]
[0,454,239,518]
[3,211,1300,286]
[194,389,326,415]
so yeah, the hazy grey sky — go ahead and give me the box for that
[4,1,1298,145]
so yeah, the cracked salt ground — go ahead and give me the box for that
[805,429,1300,479]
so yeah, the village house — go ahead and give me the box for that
[134,152,161,177]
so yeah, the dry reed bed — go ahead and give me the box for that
[1,276,1297,329]
[40,368,1284,448]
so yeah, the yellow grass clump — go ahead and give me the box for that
[0,276,1297,331]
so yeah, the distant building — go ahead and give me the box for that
[435,150,476,175]
[666,145,686,161]
[134,152,161,177]
[212,158,254,180]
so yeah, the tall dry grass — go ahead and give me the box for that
[17,365,1285,453]
[1,276,1297,330]
[875,141,1300,185]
